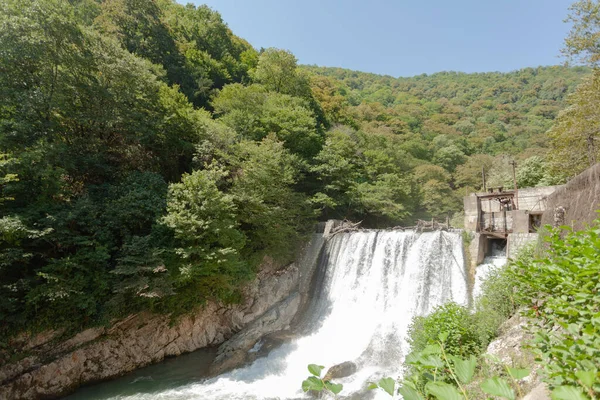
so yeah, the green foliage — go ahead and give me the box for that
[0,154,18,204]
[226,137,314,263]
[472,265,519,349]
[407,302,482,359]
[301,364,343,397]
[548,70,600,182]
[480,377,515,400]
[161,168,248,297]
[212,83,323,158]
[254,48,309,97]
[369,335,529,400]
[510,222,600,398]
[0,0,313,336]
[310,127,419,225]
[563,0,600,67]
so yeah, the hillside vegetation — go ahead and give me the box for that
[0,0,591,339]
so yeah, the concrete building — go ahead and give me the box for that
[464,185,562,266]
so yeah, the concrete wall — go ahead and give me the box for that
[464,195,480,231]
[541,163,600,230]
[517,186,562,212]
[468,232,488,267]
[507,233,538,259]
[512,210,530,233]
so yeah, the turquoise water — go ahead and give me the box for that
[65,347,217,400]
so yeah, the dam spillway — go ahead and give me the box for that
[68,230,469,400]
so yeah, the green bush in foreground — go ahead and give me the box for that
[408,302,482,359]
[511,223,600,398]
[369,334,530,400]
[472,243,535,350]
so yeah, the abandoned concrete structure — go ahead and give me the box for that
[464,185,562,266]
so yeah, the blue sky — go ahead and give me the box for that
[181,0,574,77]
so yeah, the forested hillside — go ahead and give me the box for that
[0,0,589,339]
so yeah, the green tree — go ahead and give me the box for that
[228,136,314,262]
[253,48,310,97]
[0,154,18,204]
[161,168,247,296]
[548,71,600,181]
[212,84,323,158]
[311,127,364,217]
[454,154,494,189]
[563,0,600,67]
[433,145,466,173]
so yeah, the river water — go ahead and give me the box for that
[67,230,469,399]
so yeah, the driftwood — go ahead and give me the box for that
[414,219,451,232]
[322,218,453,238]
[389,219,452,232]
[328,220,362,237]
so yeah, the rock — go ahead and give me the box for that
[486,314,531,364]
[523,382,551,400]
[209,293,301,375]
[323,361,357,381]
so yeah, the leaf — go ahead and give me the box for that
[307,364,325,377]
[507,367,530,380]
[480,377,515,400]
[419,355,445,368]
[425,381,464,400]
[439,332,449,343]
[398,384,426,400]
[551,386,589,400]
[422,343,442,355]
[324,381,343,394]
[367,382,379,390]
[484,353,502,364]
[452,355,476,384]
[574,370,596,388]
[378,377,396,396]
[302,376,324,392]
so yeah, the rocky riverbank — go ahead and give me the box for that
[0,234,325,400]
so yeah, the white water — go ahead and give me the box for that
[472,244,507,299]
[93,230,469,400]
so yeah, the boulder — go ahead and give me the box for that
[323,361,357,381]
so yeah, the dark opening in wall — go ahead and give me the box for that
[487,238,507,256]
[529,213,542,232]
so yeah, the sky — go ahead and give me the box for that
[181,0,575,77]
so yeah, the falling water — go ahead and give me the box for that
[68,230,469,400]
[472,243,508,299]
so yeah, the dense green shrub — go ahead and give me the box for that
[472,244,535,348]
[510,223,600,397]
[408,302,481,359]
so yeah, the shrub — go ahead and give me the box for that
[408,302,481,359]
[510,224,600,397]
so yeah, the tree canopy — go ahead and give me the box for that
[0,0,591,338]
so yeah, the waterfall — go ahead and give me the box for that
[82,230,469,400]
[472,242,507,299]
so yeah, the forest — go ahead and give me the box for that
[0,0,597,340]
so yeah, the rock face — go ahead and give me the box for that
[485,314,549,400]
[209,233,325,375]
[0,234,325,400]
